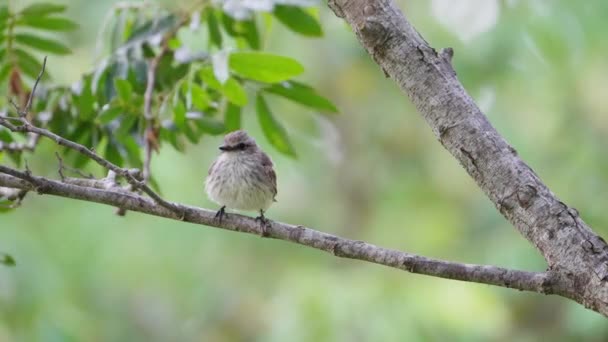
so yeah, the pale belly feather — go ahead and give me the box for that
[205,154,275,212]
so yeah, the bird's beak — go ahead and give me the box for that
[219,145,229,151]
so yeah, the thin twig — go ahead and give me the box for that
[55,152,94,180]
[20,56,47,118]
[0,60,183,217]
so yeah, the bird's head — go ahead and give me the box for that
[219,130,258,153]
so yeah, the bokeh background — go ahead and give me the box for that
[2,0,608,340]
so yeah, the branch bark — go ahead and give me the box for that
[0,168,560,294]
[327,0,608,316]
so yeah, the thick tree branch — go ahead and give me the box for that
[328,0,608,315]
[0,168,561,294]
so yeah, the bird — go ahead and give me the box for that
[205,130,277,232]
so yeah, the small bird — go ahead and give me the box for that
[205,130,277,230]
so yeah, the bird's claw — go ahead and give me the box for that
[255,210,271,237]
[214,206,226,224]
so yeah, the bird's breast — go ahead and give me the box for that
[205,154,275,211]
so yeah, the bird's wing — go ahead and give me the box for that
[261,152,277,199]
[208,159,217,176]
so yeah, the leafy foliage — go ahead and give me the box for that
[0,0,337,177]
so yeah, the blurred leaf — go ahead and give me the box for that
[256,95,296,157]
[223,78,247,106]
[0,253,15,266]
[19,3,66,17]
[229,52,304,83]
[104,139,124,167]
[0,64,10,84]
[194,116,225,135]
[70,126,93,168]
[206,9,222,47]
[123,14,177,49]
[224,103,241,131]
[273,5,322,37]
[0,6,9,26]
[240,19,260,50]
[18,16,78,31]
[116,115,137,137]
[113,78,132,103]
[14,33,71,55]
[97,106,123,124]
[118,134,142,167]
[160,124,185,152]
[13,48,47,79]
[173,100,187,130]
[0,128,13,143]
[199,67,222,89]
[7,151,22,167]
[73,76,96,121]
[190,84,211,110]
[183,122,200,143]
[155,54,189,91]
[221,14,259,49]
[265,81,338,113]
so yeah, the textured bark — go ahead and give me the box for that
[0,169,560,294]
[328,0,608,315]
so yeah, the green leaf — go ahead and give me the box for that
[116,115,137,137]
[97,106,123,124]
[7,151,22,167]
[0,128,13,143]
[0,64,10,84]
[194,117,225,135]
[104,140,124,167]
[0,253,15,266]
[223,78,247,106]
[0,6,9,24]
[198,67,222,89]
[19,3,66,17]
[13,49,47,80]
[205,9,222,47]
[113,78,132,103]
[123,14,177,48]
[265,81,338,113]
[173,100,187,130]
[224,103,241,131]
[273,5,323,37]
[256,95,296,157]
[229,52,304,83]
[240,19,260,50]
[183,122,200,144]
[221,14,259,49]
[118,134,142,168]
[14,33,71,55]
[73,76,95,121]
[18,16,79,31]
[190,84,211,110]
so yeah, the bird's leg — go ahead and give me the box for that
[214,205,226,224]
[255,210,270,237]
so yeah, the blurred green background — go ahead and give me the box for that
[2,0,608,340]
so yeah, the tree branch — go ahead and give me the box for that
[328,0,608,316]
[0,77,184,217]
[0,167,560,294]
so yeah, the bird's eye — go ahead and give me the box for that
[237,143,246,149]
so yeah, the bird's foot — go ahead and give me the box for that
[214,206,226,224]
[255,210,271,237]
